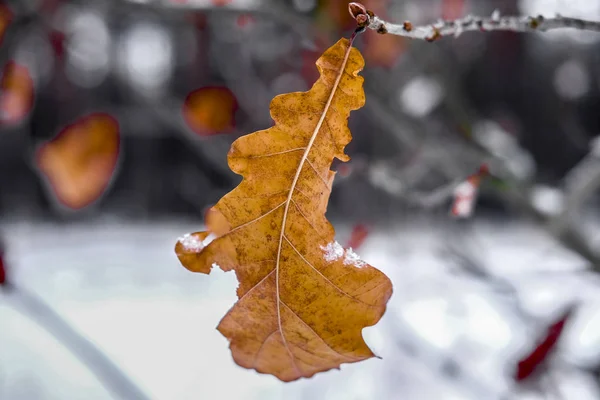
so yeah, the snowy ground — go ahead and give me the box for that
[1,219,600,400]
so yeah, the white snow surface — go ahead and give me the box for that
[1,219,600,399]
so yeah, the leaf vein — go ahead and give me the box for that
[238,268,275,303]
[253,330,278,369]
[290,199,323,238]
[353,279,390,298]
[283,235,376,308]
[229,201,285,234]
[280,300,363,362]
[248,148,306,159]
[305,158,330,188]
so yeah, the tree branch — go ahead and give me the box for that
[1,283,150,400]
[349,2,600,41]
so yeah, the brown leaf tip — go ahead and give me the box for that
[175,231,216,274]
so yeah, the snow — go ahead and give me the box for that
[320,241,344,262]
[2,219,600,399]
[453,181,476,198]
[343,248,366,268]
[177,232,217,252]
[530,185,564,216]
[177,233,204,252]
[452,181,477,217]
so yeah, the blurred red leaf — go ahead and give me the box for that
[183,86,237,136]
[236,14,255,28]
[36,113,120,210]
[0,4,12,46]
[300,39,327,87]
[514,305,576,382]
[323,0,357,31]
[362,32,405,68]
[211,0,233,6]
[0,61,34,125]
[0,247,5,285]
[346,224,370,250]
[442,0,465,20]
[49,29,67,59]
[336,163,352,178]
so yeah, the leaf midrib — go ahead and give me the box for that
[274,39,355,376]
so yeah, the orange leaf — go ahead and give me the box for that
[182,86,237,136]
[175,38,392,381]
[36,113,120,210]
[0,61,34,124]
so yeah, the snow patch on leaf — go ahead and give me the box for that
[178,233,204,252]
[320,241,344,262]
[343,248,366,268]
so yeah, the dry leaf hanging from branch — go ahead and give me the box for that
[175,38,392,382]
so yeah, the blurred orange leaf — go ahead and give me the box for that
[0,4,12,46]
[36,113,120,210]
[175,38,392,381]
[0,61,34,124]
[183,86,237,136]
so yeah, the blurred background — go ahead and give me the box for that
[1,0,600,398]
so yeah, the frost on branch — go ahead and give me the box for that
[349,2,600,42]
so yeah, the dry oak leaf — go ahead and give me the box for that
[0,61,34,125]
[175,38,393,382]
[182,86,237,137]
[36,113,120,210]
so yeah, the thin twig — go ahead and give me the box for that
[347,3,600,272]
[348,2,600,41]
[1,283,150,400]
